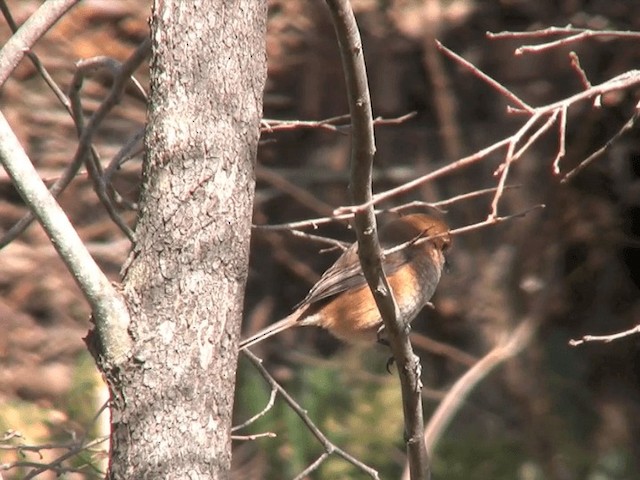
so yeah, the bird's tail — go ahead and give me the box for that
[239,313,300,350]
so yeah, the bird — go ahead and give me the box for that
[239,214,451,350]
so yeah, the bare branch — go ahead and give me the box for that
[0,0,86,249]
[562,106,640,183]
[387,186,520,213]
[255,186,519,236]
[287,229,349,251]
[410,333,477,367]
[385,205,544,257]
[450,205,544,236]
[401,318,538,480]
[552,105,568,174]
[0,5,150,368]
[487,26,640,55]
[334,136,512,216]
[231,432,277,441]
[261,111,416,133]
[103,127,145,183]
[569,323,640,346]
[293,453,331,480]
[1,428,109,479]
[425,318,537,449]
[231,387,278,432]
[257,164,335,216]
[0,37,150,249]
[0,40,149,363]
[22,436,108,480]
[0,1,72,109]
[242,349,380,479]
[515,31,640,55]
[325,0,429,478]
[488,25,640,39]
[0,112,132,366]
[436,41,533,112]
[69,56,137,241]
[569,51,592,90]
[0,0,80,87]
[335,49,640,216]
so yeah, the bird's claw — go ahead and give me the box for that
[386,355,395,374]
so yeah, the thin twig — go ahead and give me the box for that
[490,111,544,217]
[103,127,146,182]
[261,113,350,132]
[491,109,559,216]
[569,323,640,346]
[1,435,109,479]
[0,38,150,248]
[261,112,416,134]
[511,109,559,162]
[254,213,351,231]
[452,205,544,236]
[257,165,335,216]
[569,51,592,90]
[231,432,277,441]
[255,186,519,234]
[23,436,109,480]
[429,185,521,209]
[552,105,567,174]
[334,136,512,216]
[287,229,349,250]
[69,57,137,241]
[255,188,524,263]
[487,25,640,39]
[515,31,640,55]
[410,333,477,367]
[242,349,380,479]
[487,26,640,55]
[231,387,278,432]
[436,41,533,113]
[385,205,545,257]
[293,453,330,480]
[562,106,640,182]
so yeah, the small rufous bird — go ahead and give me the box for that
[240,214,451,350]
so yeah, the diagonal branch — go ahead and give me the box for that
[0,0,80,87]
[0,0,135,366]
[242,349,380,479]
[0,112,132,366]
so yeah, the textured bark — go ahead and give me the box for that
[104,1,266,478]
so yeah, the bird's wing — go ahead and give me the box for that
[296,239,414,308]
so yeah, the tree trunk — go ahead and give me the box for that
[103,1,266,478]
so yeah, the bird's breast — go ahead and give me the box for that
[315,250,443,342]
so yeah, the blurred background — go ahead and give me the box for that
[1,0,639,479]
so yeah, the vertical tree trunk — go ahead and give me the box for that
[104,1,266,478]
